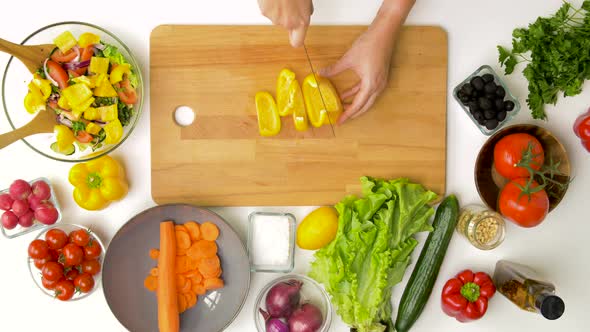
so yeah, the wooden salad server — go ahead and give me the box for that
[0,109,55,149]
[0,37,54,74]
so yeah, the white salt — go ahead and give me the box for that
[251,214,290,266]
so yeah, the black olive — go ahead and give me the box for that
[495,98,505,110]
[496,86,506,98]
[484,81,497,94]
[479,97,493,110]
[477,117,486,126]
[472,90,480,98]
[470,76,485,91]
[482,73,494,83]
[497,110,507,121]
[460,94,470,104]
[468,101,480,112]
[473,111,484,121]
[484,109,496,120]
[504,100,515,111]
[462,83,474,96]
[485,119,499,130]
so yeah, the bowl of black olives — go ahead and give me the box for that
[453,65,520,135]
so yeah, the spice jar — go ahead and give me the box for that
[456,204,505,250]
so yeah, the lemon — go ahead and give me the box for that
[255,91,281,136]
[297,206,339,250]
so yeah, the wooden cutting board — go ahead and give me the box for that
[150,25,447,206]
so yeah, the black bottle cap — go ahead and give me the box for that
[541,295,565,320]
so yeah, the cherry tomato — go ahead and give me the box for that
[84,239,102,260]
[33,256,52,270]
[62,243,84,266]
[574,110,590,141]
[28,239,50,259]
[582,140,590,152]
[75,131,93,143]
[81,259,101,275]
[494,133,544,179]
[42,276,61,290]
[74,273,95,293]
[45,229,68,250]
[74,46,93,75]
[54,280,75,301]
[115,78,138,104]
[65,267,79,281]
[498,178,549,228]
[70,229,91,246]
[50,48,78,63]
[46,60,69,89]
[42,261,64,282]
[48,249,60,262]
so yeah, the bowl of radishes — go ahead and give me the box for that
[255,274,332,332]
[0,178,61,238]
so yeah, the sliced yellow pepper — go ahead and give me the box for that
[276,68,306,118]
[72,97,95,119]
[255,91,281,137]
[96,104,118,122]
[85,122,102,135]
[62,83,93,107]
[54,125,75,151]
[71,75,94,88]
[78,32,100,48]
[90,74,106,88]
[83,107,100,121]
[109,63,131,85]
[89,57,110,75]
[58,95,71,110]
[29,75,52,100]
[53,31,77,53]
[94,78,118,97]
[302,74,343,128]
[103,119,124,144]
[68,155,128,211]
[24,91,46,114]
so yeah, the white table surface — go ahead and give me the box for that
[0,0,588,331]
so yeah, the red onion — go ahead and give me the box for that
[260,309,290,332]
[288,303,323,332]
[265,279,303,318]
[63,59,90,71]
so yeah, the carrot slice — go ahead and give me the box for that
[175,256,189,274]
[187,240,217,259]
[157,221,179,332]
[150,267,159,277]
[204,278,224,290]
[194,283,206,295]
[144,275,158,291]
[175,230,191,250]
[186,292,197,309]
[175,225,188,234]
[181,279,192,293]
[200,222,219,241]
[198,256,221,278]
[177,292,188,313]
[149,248,160,260]
[184,221,201,242]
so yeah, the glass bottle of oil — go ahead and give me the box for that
[493,260,565,320]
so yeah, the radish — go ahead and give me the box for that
[9,179,31,200]
[12,199,30,217]
[1,211,19,230]
[19,210,35,227]
[35,202,59,225]
[0,194,13,211]
[31,180,51,200]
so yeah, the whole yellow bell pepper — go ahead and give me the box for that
[68,155,128,211]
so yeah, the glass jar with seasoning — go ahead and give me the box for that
[456,204,505,250]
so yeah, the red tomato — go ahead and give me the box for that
[75,131,93,143]
[42,261,64,281]
[65,267,79,281]
[48,249,60,262]
[498,178,549,228]
[74,46,94,75]
[50,48,78,63]
[62,243,84,266]
[494,133,544,179]
[46,60,69,89]
[71,229,91,246]
[42,276,61,290]
[115,78,137,104]
[582,140,590,152]
[33,256,52,270]
[54,280,75,301]
[81,259,101,275]
[74,273,95,293]
[574,110,590,141]
[45,229,68,250]
[28,239,49,259]
[84,239,102,260]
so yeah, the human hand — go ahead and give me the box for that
[258,0,313,47]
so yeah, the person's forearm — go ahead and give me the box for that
[372,0,416,37]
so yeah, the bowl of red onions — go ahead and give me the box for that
[254,274,332,332]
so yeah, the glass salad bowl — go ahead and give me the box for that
[2,21,143,162]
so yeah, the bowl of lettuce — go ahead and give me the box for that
[309,177,437,332]
[2,21,143,162]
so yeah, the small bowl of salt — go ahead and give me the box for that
[247,212,296,273]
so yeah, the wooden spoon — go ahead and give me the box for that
[0,38,55,74]
[0,109,55,149]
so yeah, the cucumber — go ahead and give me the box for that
[50,142,75,156]
[395,195,459,332]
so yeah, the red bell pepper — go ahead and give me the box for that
[441,270,496,322]
[574,109,590,152]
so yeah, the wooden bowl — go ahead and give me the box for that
[475,124,570,213]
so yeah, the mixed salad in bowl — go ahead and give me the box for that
[24,30,139,155]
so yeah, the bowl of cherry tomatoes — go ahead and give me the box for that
[27,223,104,301]
[475,124,571,228]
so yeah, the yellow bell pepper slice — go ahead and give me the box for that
[109,63,131,85]
[58,95,70,110]
[255,91,281,137]
[78,32,100,48]
[68,155,128,210]
[85,122,102,135]
[93,78,118,97]
[62,83,93,107]
[29,75,52,100]
[103,119,124,144]
[53,31,77,53]
[96,104,118,122]
[83,107,100,121]
[24,91,46,114]
[72,97,95,119]
[71,75,94,88]
[302,74,343,128]
[89,57,110,75]
[276,68,306,117]
[54,125,75,151]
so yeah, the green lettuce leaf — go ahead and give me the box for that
[102,43,139,88]
[309,177,437,332]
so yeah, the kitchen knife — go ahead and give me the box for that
[303,44,336,137]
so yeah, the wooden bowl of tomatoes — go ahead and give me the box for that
[475,124,570,228]
[27,224,104,301]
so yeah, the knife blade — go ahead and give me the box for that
[303,44,336,137]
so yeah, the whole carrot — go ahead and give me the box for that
[158,221,179,332]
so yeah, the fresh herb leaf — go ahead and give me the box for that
[93,97,117,107]
[51,85,60,94]
[35,67,46,79]
[117,101,133,126]
[71,121,86,136]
